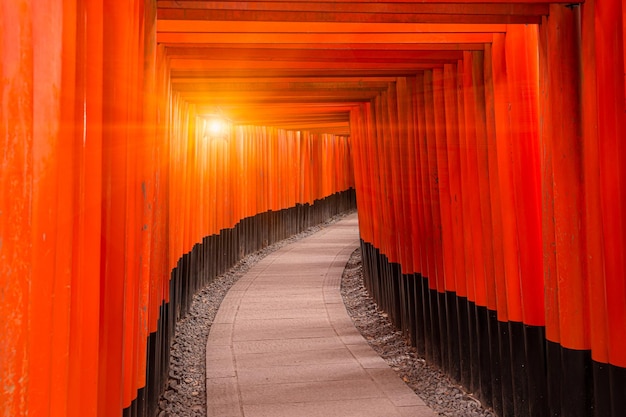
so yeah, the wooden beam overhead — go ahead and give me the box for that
[157,32,495,44]
[164,47,465,61]
[171,81,393,92]
[157,21,507,33]
[169,69,425,79]
[158,9,543,25]
[168,58,450,71]
[177,90,384,101]
[155,0,561,135]
[161,43,486,51]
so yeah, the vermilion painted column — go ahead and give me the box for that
[432,68,454,375]
[414,74,433,284]
[362,102,378,248]
[383,84,402,328]
[443,63,469,386]
[453,59,478,391]
[482,43,505,416]
[442,64,467,304]
[100,0,132,412]
[68,1,103,415]
[400,77,423,276]
[135,0,157,400]
[462,52,486,311]
[387,83,408,271]
[405,76,428,356]
[123,0,145,406]
[540,5,591,417]
[421,71,444,367]
[490,32,521,417]
[395,77,419,345]
[456,60,476,317]
[0,3,36,414]
[27,1,73,415]
[406,77,427,277]
[423,71,444,294]
[350,108,371,242]
[503,23,547,417]
[590,1,626,415]
[450,60,470,389]
[414,72,436,362]
[149,45,168,333]
[579,3,611,416]
[461,51,485,395]
[432,69,455,296]
[377,92,398,265]
[468,50,497,409]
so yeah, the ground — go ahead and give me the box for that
[159,213,496,417]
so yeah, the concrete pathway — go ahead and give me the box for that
[206,213,436,417]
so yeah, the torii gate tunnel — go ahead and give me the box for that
[1,1,625,417]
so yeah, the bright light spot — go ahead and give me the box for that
[208,119,226,137]
[202,114,231,142]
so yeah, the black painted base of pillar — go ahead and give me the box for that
[359,239,626,417]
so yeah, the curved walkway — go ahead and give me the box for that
[206,213,436,417]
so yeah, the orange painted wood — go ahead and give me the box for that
[1,2,35,415]
[5,2,626,415]
[158,20,507,34]
[482,45,505,314]
[455,59,477,304]
[395,77,416,274]
[158,0,560,5]
[443,64,468,299]
[158,9,543,25]
[540,5,588,347]
[29,2,68,413]
[415,72,437,286]
[462,51,487,307]
[156,0,552,16]
[490,33,519,323]
[163,42,486,51]
[99,0,139,412]
[157,32,495,45]
[350,106,371,244]
[67,1,103,415]
[385,87,403,266]
[505,25,545,328]
[168,59,452,71]
[432,68,456,293]
[579,0,609,365]
[469,50,498,312]
[405,77,425,275]
[373,94,394,261]
[593,0,626,367]
[537,23,559,344]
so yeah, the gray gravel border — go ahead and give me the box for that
[340,248,496,417]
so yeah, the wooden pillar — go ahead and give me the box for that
[467,49,497,410]
[442,63,465,384]
[455,59,476,390]
[482,43,504,417]
[539,5,591,417]
[490,32,520,417]
[581,1,626,416]
[414,72,436,364]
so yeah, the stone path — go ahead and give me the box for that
[206,213,436,417]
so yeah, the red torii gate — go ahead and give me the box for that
[1,1,624,417]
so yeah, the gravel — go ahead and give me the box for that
[158,213,496,417]
[340,248,496,417]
